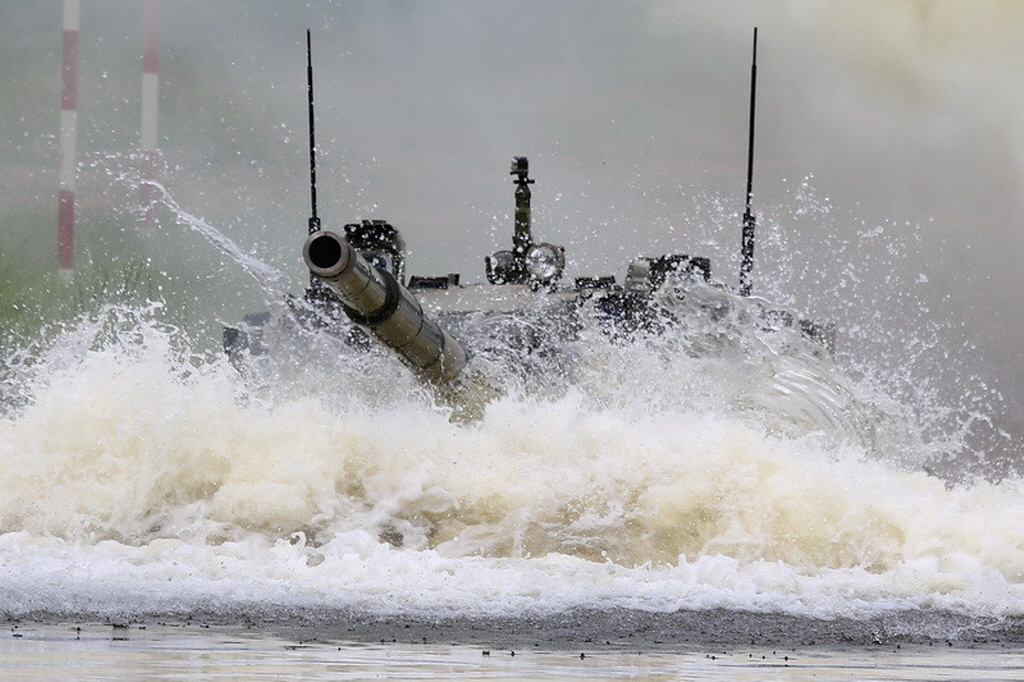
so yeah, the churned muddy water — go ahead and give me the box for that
[3,295,1024,679]
[3,186,1024,676]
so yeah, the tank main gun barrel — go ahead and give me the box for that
[303,230,466,383]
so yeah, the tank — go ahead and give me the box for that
[223,30,838,417]
[226,155,834,400]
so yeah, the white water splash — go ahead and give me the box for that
[1,294,1022,624]
[2,179,1019,628]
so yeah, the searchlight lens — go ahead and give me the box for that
[525,243,564,283]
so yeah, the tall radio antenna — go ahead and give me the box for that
[306,29,320,236]
[739,26,758,297]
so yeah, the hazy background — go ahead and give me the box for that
[1,1,1021,467]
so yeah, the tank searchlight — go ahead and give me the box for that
[303,230,467,383]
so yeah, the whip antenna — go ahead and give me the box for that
[306,29,320,235]
[739,27,757,297]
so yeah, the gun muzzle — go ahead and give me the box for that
[303,231,466,383]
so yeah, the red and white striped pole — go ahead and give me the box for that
[58,0,80,273]
[140,0,160,228]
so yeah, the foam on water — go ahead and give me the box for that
[2,296,1023,625]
